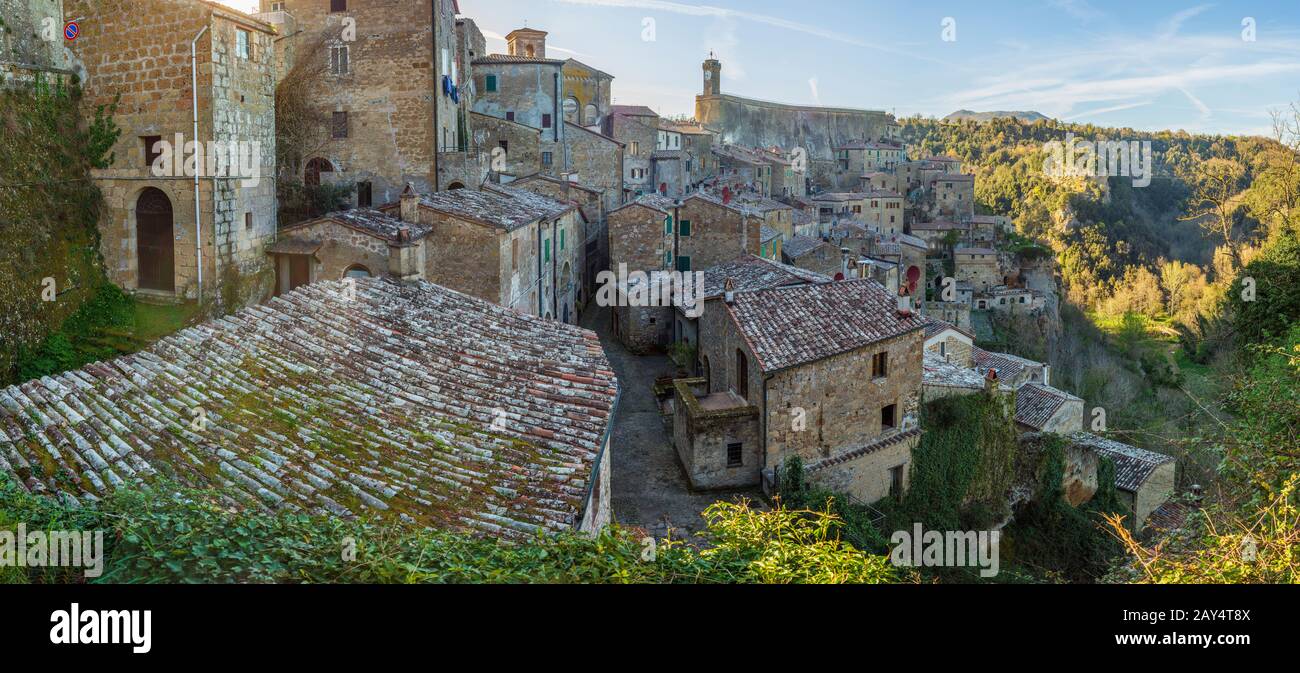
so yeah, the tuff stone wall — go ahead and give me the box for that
[676,198,759,272]
[0,0,72,71]
[608,203,667,274]
[267,0,450,201]
[471,111,540,179]
[765,332,923,466]
[806,434,916,504]
[66,0,276,306]
[278,219,393,283]
[696,93,892,161]
[672,378,761,489]
[563,121,622,214]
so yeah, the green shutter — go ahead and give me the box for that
[485,75,497,92]
[544,239,551,262]
[680,219,692,236]
[676,256,691,272]
[665,216,673,234]
[560,229,566,251]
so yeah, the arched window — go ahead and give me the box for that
[343,264,371,279]
[525,45,535,57]
[447,181,466,190]
[563,97,579,124]
[583,104,599,126]
[701,356,711,390]
[304,157,334,187]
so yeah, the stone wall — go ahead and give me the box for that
[1131,461,1176,531]
[269,0,447,200]
[676,197,759,272]
[0,0,72,71]
[765,331,923,467]
[278,219,393,283]
[563,121,622,214]
[67,0,276,307]
[614,303,671,354]
[608,203,667,275]
[471,60,564,146]
[672,378,761,489]
[471,111,540,179]
[805,433,917,504]
[695,92,892,161]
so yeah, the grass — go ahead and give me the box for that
[132,301,201,343]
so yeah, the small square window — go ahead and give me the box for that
[330,46,350,75]
[244,212,253,230]
[485,75,498,92]
[332,111,349,139]
[872,351,889,378]
[505,111,515,122]
[881,404,896,430]
[542,113,552,128]
[542,151,553,166]
[727,442,743,467]
[357,181,372,207]
[330,0,347,12]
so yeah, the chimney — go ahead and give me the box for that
[399,183,419,224]
[387,228,424,286]
[724,277,735,304]
[984,369,999,393]
[896,293,912,315]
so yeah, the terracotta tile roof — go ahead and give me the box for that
[726,279,925,373]
[972,347,1042,383]
[0,278,619,538]
[1070,432,1174,493]
[609,193,676,216]
[732,195,792,212]
[922,317,974,341]
[332,208,433,242]
[698,255,829,299]
[1145,500,1192,532]
[811,192,868,203]
[399,185,573,232]
[760,225,781,243]
[266,238,323,256]
[805,428,921,472]
[1014,382,1081,430]
[609,104,659,118]
[780,235,828,259]
[473,53,566,66]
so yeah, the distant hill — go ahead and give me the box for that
[944,110,1050,124]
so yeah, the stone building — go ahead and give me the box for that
[673,279,925,503]
[710,144,772,197]
[909,219,969,252]
[834,140,904,187]
[672,192,763,272]
[659,118,717,191]
[976,285,1046,313]
[865,190,905,234]
[923,318,975,366]
[781,235,841,277]
[0,276,619,537]
[263,0,460,201]
[760,226,782,261]
[471,29,566,175]
[860,171,901,194]
[273,184,582,323]
[0,0,75,76]
[972,347,1050,388]
[563,122,623,213]
[955,246,1000,292]
[1014,382,1085,434]
[1071,432,1176,532]
[695,56,894,178]
[606,105,659,198]
[561,58,612,129]
[68,0,278,307]
[511,172,608,301]
[672,255,828,350]
[932,173,975,219]
[470,111,542,180]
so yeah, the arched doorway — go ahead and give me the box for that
[136,188,175,292]
[304,157,334,187]
[447,181,466,190]
[701,355,711,389]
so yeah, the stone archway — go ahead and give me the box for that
[304,157,334,187]
[136,187,175,292]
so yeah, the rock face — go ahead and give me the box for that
[1014,432,1099,507]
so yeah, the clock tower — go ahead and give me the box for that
[703,56,721,96]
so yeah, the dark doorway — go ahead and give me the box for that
[304,157,334,187]
[288,255,311,291]
[136,188,175,292]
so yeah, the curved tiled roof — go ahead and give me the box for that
[0,278,618,538]
[1014,382,1081,430]
[698,255,830,299]
[1070,432,1174,493]
[726,279,925,373]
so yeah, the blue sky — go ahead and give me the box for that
[220,0,1300,136]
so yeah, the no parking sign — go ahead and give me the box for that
[64,21,79,41]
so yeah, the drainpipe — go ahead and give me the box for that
[551,218,559,319]
[191,25,209,303]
